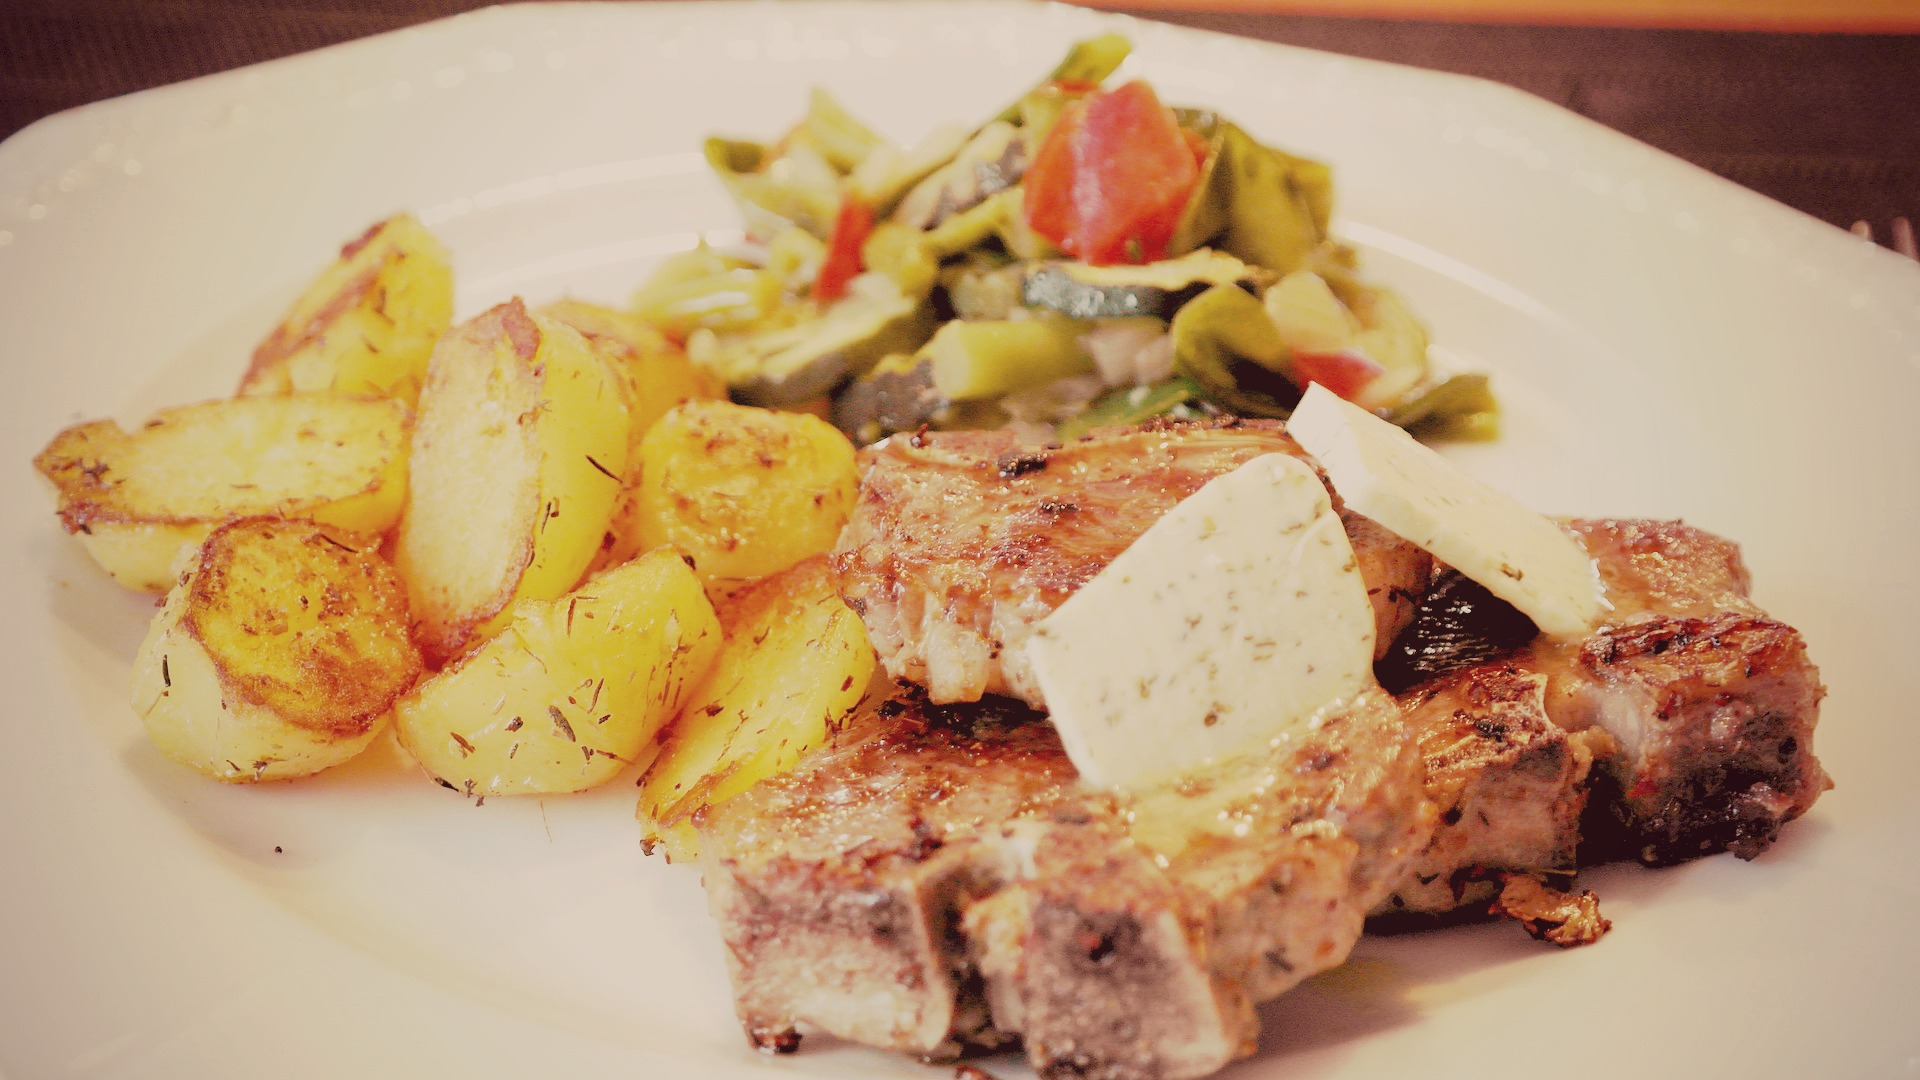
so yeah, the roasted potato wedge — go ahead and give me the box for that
[395,547,722,796]
[633,400,858,585]
[33,393,410,592]
[538,299,725,435]
[637,555,877,860]
[393,299,630,665]
[238,213,453,404]
[538,300,725,570]
[131,518,421,782]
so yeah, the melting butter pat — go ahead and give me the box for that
[1027,453,1376,790]
[1287,383,1604,637]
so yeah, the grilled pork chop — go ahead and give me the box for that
[708,402,1826,1077]
[697,686,1434,1079]
[832,420,1432,708]
[1544,519,1829,864]
[1376,519,1828,918]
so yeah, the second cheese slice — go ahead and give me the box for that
[1287,383,1604,637]
[1028,452,1376,790]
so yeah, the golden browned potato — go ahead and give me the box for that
[395,547,723,796]
[631,400,858,586]
[636,554,876,860]
[33,393,411,592]
[538,299,724,435]
[537,300,725,570]
[130,518,421,782]
[392,299,630,665]
[238,213,453,404]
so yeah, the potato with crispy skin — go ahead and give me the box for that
[538,300,725,570]
[130,518,421,782]
[637,555,877,860]
[395,547,723,796]
[393,299,629,665]
[33,393,410,592]
[239,213,453,404]
[538,299,724,435]
[633,400,858,586]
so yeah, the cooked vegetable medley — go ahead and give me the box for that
[642,34,1497,444]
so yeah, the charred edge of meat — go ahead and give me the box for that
[995,450,1051,479]
[1368,895,1520,934]
[1376,571,1539,695]
[1375,664,1593,926]
[1577,613,1829,866]
[1580,745,1812,867]
[747,1023,802,1054]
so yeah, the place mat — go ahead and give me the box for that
[1086,0,1920,32]
[2,0,1915,232]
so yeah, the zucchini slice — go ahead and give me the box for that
[720,286,936,407]
[1021,249,1257,320]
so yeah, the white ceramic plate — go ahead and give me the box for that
[3,3,1917,1076]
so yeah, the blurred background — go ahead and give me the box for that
[2,0,1916,233]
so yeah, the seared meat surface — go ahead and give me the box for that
[1375,664,1603,917]
[695,695,1068,1058]
[696,687,1434,1080]
[832,421,1431,708]
[1381,519,1828,894]
[698,400,1827,1080]
[1540,520,1829,864]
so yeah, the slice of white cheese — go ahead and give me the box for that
[1287,382,1605,637]
[1027,453,1376,790]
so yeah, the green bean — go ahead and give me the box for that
[921,317,1094,401]
[993,34,1131,124]
[1169,284,1298,417]
[1056,377,1205,440]
[1389,374,1500,440]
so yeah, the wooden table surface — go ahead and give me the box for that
[2,0,1915,234]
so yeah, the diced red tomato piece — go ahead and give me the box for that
[1291,349,1386,402]
[814,195,872,304]
[1021,80,1201,265]
[1022,100,1082,249]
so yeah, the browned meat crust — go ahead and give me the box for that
[1568,609,1828,863]
[1374,665,1601,917]
[696,696,1069,1059]
[1384,519,1828,889]
[1372,519,1825,926]
[1544,520,1830,865]
[832,420,1431,708]
[696,687,1434,1079]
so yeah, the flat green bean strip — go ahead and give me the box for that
[631,267,780,335]
[921,189,1057,261]
[799,87,884,173]
[705,136,841,239]
[1169,118,1328,274]
[992,34,1131,124]
[1389,373,1500,440]
[1056,377,1204,440]
[1170,284,1297,418]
